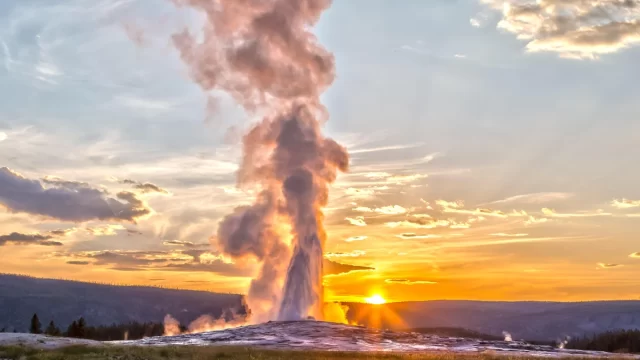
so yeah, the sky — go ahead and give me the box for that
[1,0,639,303]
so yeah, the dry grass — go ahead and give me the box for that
[0,345,624,360]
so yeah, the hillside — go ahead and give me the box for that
[2,274,639,341]
[346,301,640,341]
[0,274,244,332]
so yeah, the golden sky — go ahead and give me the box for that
[1,0,640,303]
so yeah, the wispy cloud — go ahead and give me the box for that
[121,179,169,195]
[611,199,640,209]
[345,217,367,227]
[385,279,437,285]
[524,216,549,226]
[325,250,367,258]
[385,219,453,229]
[85,225,126,236]
[352,205,407,215]
[630,252,640,259]
[344,236,368,242]
[350,143,424,155]
[597,263,623,269]
[0,231,66,246]
[163,240,209,248]
[542,208,612,218]
[491,233,529,237]
[488,192,574,205]
[396,233,441,240]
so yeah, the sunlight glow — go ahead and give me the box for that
[364,294,386,305]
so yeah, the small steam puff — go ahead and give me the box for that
[502,331,512,342]
[557,336,571,349]
[171,0,348,323]
[163,300,251,336]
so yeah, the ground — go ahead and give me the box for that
[0,345,631,360]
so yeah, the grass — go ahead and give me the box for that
[0,345,627,360]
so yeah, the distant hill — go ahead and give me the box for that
[345,300,640,341]
[2,274,639,341]
[0,274,244,332]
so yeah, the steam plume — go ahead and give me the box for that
[172,0,348,321]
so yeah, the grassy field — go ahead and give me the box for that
[0,345,624,360]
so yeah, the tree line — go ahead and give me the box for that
[567,329,640,354]
[0,313,173,341]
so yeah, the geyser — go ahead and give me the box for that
[171,0,348,321]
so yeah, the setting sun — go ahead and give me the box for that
[364,294,386,305]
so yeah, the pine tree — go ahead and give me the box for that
[77,317,86,338]
[29,313,42,334]
[45,321,60,336]
[67,320,78,338]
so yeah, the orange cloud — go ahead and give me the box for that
[597,263,623,269]
[345,217,367,227]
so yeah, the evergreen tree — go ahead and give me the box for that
[66,320,78,338]
[45,321,61,336]
[77,317,86,338]
[29,313,42,334]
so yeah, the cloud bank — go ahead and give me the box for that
[480,0,640,59]
[0,168,150,222]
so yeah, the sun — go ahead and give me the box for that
[364,294,386,305]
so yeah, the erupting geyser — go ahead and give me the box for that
[171,0,348,321]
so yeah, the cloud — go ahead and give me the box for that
[344,236,368,242]
[353,205,407,215]
[524,216,550,226]
[396,233,441,240]
[163,240,209,248]
[325,250,367,258]
[67,261,90,265]
[121,179,169,195]
[323,259,374,276]
[385,279,437,285]
[59,249,246,276]
[85,225,126,236]
[491,233,529,237]
[352,206,374,213]
[611,198,640,209]
[385,219,452,229]
[542,208,612,218]
[374,205,408,215]
[345,188,376,198]
[437,199,522,219]
[386,174,428,185]
[630,252,640,258]
[0,168,151,222]
[597,263,624,269]
[481,0,640,59]
[364,172,392,179]
[0,230,70,246]
[488,192,574,205]
[350,143,424,155]
[0,132,7,142]
[345,216,367,227]
[435,200,464,209]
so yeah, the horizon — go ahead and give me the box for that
[1,0,639,308]
[3,273,640,304]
